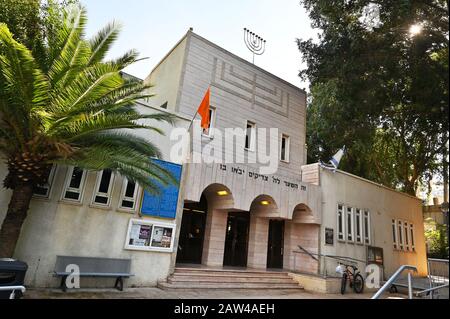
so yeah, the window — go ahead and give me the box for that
[280,134,290,162]
[355,209,363,244]
[397,220,404,250]
[62,166,87,202]
[337,204,345,241]
[410,223,415,252]
[119,178,140,211]
[363,210,371,245]
[245,120,256,151]
[393,220,415,252]
[92,169,114,206]
[34,165,56,198]
[404,221,410,251]
[346,207,354,241]
[202,107,216,137]
[392,219,398,249]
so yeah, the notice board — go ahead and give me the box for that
[140,159,182,219]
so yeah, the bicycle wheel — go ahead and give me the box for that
[353,273,364,294]
[340,273,347,295]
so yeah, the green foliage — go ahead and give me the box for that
[0,5,176,194]
[299,0,449,195]
[0,0,42,54]
[0,0,79,69]
[425,218,449,259]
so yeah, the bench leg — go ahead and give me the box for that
[60,276,68,292]
[114,277,123,291]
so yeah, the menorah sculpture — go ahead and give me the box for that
[244,28,266,64]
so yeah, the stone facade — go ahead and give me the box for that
[0,29,428,290]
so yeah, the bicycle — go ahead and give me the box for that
[337,264,365,294]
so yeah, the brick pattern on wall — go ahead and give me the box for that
[201,209,228,266]
[284,222,319,274]
[247,217,269,269]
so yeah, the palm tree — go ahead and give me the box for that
[0,5,176,257]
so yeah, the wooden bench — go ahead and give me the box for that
[54,256,134,291]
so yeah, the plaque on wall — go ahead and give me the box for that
[125,218,176,252]
[325,228,334,245]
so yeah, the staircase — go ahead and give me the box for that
[158,267,304,289]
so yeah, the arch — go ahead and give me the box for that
[292,203,315,223]
[249,194,279,217]
[200,183,234,210]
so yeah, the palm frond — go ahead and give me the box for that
[59,144,176,193]
[50,80,155,120]
[0,23,50,145]
[50,62,123,114]
[70,130,163,159]
[88,21,121,65]
[0,5,178,192]
[47,5,88,87]
[107,49,142,69]
[51,112,164,140]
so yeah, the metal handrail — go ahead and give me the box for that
[293,247,366,264]
[297,245,319,261]
[0,285,26,299]
[292,247,368,278]
[371,265,417,299]
[415,284,449,297]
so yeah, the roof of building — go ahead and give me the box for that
[320,164,422,202]
[149,29,307,95]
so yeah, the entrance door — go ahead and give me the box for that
[223,212,250,267]
[176,197,207,264]
[267,220,284,269]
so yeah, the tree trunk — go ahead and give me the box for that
[0,183,34,257]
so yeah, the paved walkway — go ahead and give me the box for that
[25,288,378,299]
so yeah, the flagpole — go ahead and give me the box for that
[187,111,198,132]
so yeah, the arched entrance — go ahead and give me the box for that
[267,219,285,269]
[223,211,250,267]
[176,195,207,264]
[176,183,235,265]
[247,195,284,269]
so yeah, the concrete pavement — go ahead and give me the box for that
[24,287,381,299]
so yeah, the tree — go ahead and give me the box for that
[0,5,176,257]
[0,0,78,62]
[299,0,449,195]
[425,218,449,258]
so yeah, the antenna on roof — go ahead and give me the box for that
[243,28,266,64]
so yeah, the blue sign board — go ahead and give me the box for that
[140,159,183,219]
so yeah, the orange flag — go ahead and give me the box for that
[197,87,210,129]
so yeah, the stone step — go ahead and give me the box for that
[171,271,290,279]
[158,281,303,290]
[168,275,295,284]
[159,267,303,290]
[174,267,290,277]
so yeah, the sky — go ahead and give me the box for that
[81,0,317,90]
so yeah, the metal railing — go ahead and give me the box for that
[427,258,449,299]
[371,265,417,299]
[0,285,26,299]
[415,284,449,298]
[292,245,367,278]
